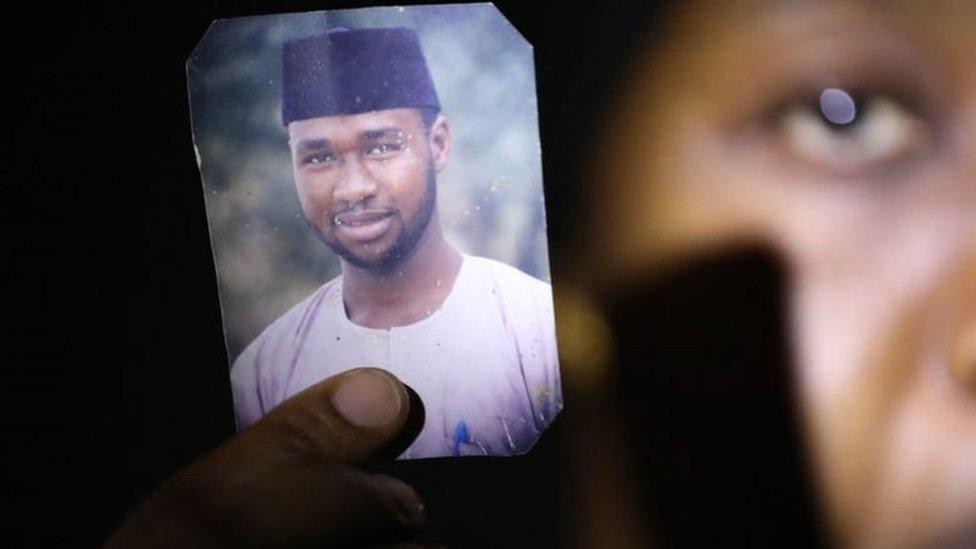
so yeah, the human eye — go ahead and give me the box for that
[362,130,406,159]
[363,142,400,156]
[362,140,402,159]
[301,151,338,167]
[772,85,936,176]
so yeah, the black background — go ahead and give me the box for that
[9,1,823,546]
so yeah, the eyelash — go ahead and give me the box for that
[301,143,402,166]
[764,83,939,174]
[364,143,401,156]
[302,152,337,166]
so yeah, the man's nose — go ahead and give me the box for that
[333,155,378,205]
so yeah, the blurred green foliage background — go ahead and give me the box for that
[187,4,549,362]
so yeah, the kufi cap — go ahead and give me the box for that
[281,27,441,125]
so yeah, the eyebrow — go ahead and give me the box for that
[361,127,405,141]
[292,127,404,152]
[293,138,331,153]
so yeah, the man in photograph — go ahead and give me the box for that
[230,27,561,458]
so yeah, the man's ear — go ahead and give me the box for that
[428,114,451,172]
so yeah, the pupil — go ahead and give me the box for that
[819,88,859,127]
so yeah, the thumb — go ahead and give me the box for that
[106,368,427,548]
[241,367,423,466]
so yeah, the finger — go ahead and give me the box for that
[106,369,428,548]
[366,537,446,549]
[195,466,428,547]
[366,542,446,549]
[114,465,427,548]
[239,367,417,466]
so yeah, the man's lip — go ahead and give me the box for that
[330,209,396,243]
[332,210,395,227]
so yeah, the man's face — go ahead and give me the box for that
[589,0,976,546]
[288,108,449,272]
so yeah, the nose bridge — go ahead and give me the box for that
[334,151,377,203]
[951,252,976,393]
[964,92,976,196]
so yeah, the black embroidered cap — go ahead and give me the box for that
[281,27,441,125]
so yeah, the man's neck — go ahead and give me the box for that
[341,217,462,329]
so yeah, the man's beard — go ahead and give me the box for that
[323,162,437,274]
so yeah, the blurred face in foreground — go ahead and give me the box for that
[591,0,976,546]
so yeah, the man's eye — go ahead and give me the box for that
[302,152,337,166]
[363,142,401,157]
[778,87,931,172]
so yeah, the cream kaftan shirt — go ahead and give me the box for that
[230,254,561,458]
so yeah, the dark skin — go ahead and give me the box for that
[288,108,462,330]
[585,0,976,546]
[106,368,429,548]
[109,112,461,547]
